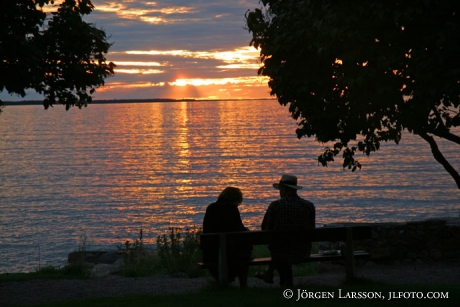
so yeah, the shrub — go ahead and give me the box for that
[119,228,159,277]
[62,234,90,277]
[156,227,203,277]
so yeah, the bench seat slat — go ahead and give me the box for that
[199,251,370,268]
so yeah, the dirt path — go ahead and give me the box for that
[1,261,459,306]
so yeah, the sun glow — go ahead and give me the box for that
[99,44,268,99]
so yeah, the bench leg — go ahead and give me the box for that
[218,233,228,283]
[344,227,355,279]
[277,262,293,286]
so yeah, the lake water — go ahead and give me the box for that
[1,100,459,273]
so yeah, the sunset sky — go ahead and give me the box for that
[0,0,272,102]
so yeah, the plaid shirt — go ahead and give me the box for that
[261,195,316,258]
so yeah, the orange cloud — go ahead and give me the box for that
[115,61,165,67]
[115,69,165,74]
[124,47,260,66]
[96,2,196,24]
[169,76,267,87]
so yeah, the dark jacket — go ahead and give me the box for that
[201,201,252,279]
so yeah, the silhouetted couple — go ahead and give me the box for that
[201,174,316,288]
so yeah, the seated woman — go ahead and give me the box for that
[201,187,252,288]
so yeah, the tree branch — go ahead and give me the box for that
[432,130,460,146]
[430,107,460,145]
[418,132,460,189]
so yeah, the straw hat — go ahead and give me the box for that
[273,174,303,190]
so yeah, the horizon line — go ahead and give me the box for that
[2,97,276,105]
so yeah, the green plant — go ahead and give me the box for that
[62,234,91,277]
[156,226,203,277]
[36,265,62,275]
[119,228,159,277]
[0,265,85,282]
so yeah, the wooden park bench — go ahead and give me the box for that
[199,225,372,284]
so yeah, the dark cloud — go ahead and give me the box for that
[87,0,256,51]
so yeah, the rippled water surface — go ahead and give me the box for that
[1,100,459,273]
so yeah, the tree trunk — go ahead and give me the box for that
[418,132,460,189]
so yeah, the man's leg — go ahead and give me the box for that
[277,262,293,286]
[237,266,249,289]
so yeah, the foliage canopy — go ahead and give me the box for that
[0,0,115,112]
[246,0,460,188]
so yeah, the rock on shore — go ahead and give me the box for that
[67,250,124,278]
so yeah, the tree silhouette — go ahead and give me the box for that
[246,0,460,188]
[0,0,115,112]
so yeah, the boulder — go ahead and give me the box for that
[93,251,123,264]
[68,250,124,265]
[91,263,120,278]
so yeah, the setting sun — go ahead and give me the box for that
[102,46,267,99]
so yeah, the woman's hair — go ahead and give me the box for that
[217,187,243,205]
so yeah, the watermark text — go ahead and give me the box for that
[282,289,449,301]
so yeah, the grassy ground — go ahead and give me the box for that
[0,266,90,283]
[4,234,458,306]
[0,244,308,283]
[30,281,460,307]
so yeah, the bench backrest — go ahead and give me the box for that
[200,225,373,247]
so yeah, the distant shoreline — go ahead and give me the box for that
[2,97,275,106]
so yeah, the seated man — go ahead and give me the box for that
[257,174,316,286]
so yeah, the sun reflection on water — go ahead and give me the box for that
[0,101,459,273]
